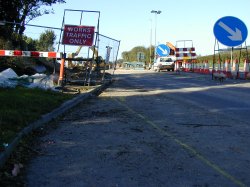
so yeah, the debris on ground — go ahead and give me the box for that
[0,68,58,90]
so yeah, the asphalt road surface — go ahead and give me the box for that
[26,69,250,187]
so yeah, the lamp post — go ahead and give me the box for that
[151,10,161,62]
[149,19,152,66]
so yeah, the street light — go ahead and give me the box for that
[151,10,161,62]
[149,19,152,66]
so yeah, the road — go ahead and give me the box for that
[26,69,250,187]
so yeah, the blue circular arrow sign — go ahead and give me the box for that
[156,44,170,57]
[213,16,248,47]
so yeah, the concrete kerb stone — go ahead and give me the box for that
[0,80,112,169]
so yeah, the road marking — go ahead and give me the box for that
[113,98,247,187]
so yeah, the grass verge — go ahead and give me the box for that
[0,87,74,151]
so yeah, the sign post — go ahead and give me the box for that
[137,52,145,62]
[213,16,248,79]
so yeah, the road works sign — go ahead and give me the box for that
[213,16,248,47]
[156,44,170,57]
[62,25,95,46]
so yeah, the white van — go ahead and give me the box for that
[153,56,176,72]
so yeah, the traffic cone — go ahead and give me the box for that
[217,59,221,73]
[200,61,204,74]
[193,61,197,72]
[231,59,239,79]
[182,60,186,72]
[187,61,191,72]
[175,61,180,72]
[224,59,232,78]
[204,60,210,74]
[243,59,250,79]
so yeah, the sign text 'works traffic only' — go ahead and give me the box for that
[62,25,95,46]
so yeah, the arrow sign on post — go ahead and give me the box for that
[156,44,170,57]
[213,16,248,47]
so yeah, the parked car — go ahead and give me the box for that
[153,56,176,72]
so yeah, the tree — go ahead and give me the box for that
[37,29,56,51]
[0,2,18,40]
[0,0,66,35]
[121,51,130,61]
[0,0,65,49]
[122,46,155,65]
[23,35,38,51]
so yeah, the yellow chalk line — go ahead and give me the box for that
[114,98,247,187]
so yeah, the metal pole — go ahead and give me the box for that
[231,47,233,70]
[57,10,66,52]
[151,10,161,63]
[212,38,216,80]
[113,40,121,75]
[88,11,100,86]
[154,13,157,53]
[149,19,152,66]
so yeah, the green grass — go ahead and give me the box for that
[0,87,74,151]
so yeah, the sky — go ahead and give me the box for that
[25,0,250,59]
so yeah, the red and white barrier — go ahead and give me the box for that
[0,50,62,58]
[175,47,195,52]
[175,47,197,61]
[176,53,196,60]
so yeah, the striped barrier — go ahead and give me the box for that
[176,53,197,60]
[175,47,197,61]
[0,50,62,58]
[175,47,195,52]
[175,48,197,73]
